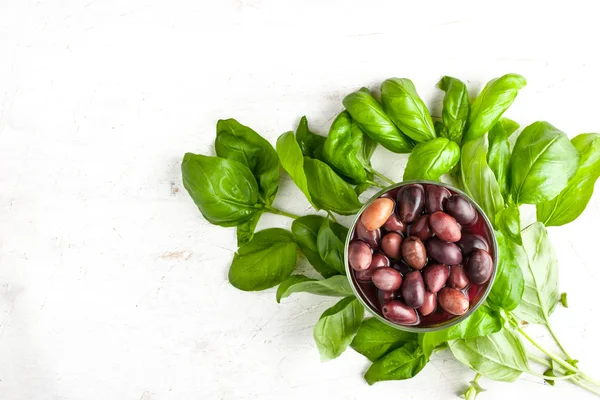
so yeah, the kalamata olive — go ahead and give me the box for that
[382,300,418,325]
[466,249,493,284]
[401,270,425,308]
[348,240,372,271]
[429,211,462,243]
[356,253,388,281]
[418,291,437,316]
[426,185,452,214]
[397,184,425,223]
[423,264,449,293]
[380,188,399,200]
[361,198,395,231]
[457,233,490,255]
[379,289,397,303]
[392,262,412,275]
[445,195,477,225]
[401,236,427,270]
[372,267,403,291]
[381,232,403,259]
[356,222,381,249]
[409,214,433,241]
[448,265,470,289]
[383,213,408,234]
[438,288,469,315]
[425,237,463,265]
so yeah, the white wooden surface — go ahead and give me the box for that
[1,1,600,399]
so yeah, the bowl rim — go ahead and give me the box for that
[344,180,499,333]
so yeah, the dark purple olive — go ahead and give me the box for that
[426,185,452,214]
[392,262,412,275]
[425,237,463,265]
[418,291,437,316]
[361,198,395,231]
[381,232,403,259]
[380,188,400,200]
[372,267,403,291]
[383,213,408,234]
[382,300,418,325]
[423,264,449,293]
[457,233,490,255]
[401,236,427,270]
[429,211,462,243]
[397,184,425,223]
[466,249,493,284]
[356,222,381,249]
[438,288,469,315]
[409,214,433,241]
[348,240,372,271]
[379,290,397,303]
[401,270,425,308]
[448,265,469,289]
[445,195,477,225]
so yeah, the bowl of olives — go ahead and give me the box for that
[344,181,498,332]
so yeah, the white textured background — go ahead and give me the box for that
[1,1,600,399]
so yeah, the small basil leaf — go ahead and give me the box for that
[464,74,526,142]
[364,342,428,385]
[228,228,297,291]
[403,137,460,181]
[276,131,314,205]
[487,118,519,200]
[292,215,344,278]
[544,368,557,386]
[317,219,346,275]
[322,111,368,183]
[236,211,263,246]
[496,203,522,245]
[381,78,436,142]
[351,318,417,362]
[487,231,525,311]
[296,116,326,159]
[276,274,353,303]
[510,121,580,204]
[437,76,470,144]
[343,88,414,153]
[313,296,364,361]
[181,153,259,227]
[560,292,568,308]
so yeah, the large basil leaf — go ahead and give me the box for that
[537,133,600,226]
[236,211,263,246]
[317,219,346,274]
[296,116,326,159]
[276,131,313,204]
[403,137,460,181]
[351,318,417,362]
[322,111,368,183]
[181,153,259,227]
[304,157,363,215]
[291,215,343,278]
[464,74,526,142]
[228,228,297,291]
[488,118,519,199]
[364,342,428,385]
[343,88,414,153]
[276,274,353,303]
[449,329,529,382]
[358,121,378,164]
[313,296,364,361]
[381,78,436,142]
[510,121,580,204]
[215,119,279,205]
[513,222,559,324]
[437,76,470,144]
[496,203,522,245]
[487,231,525,311]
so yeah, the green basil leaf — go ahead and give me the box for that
[322,111,368,183]
[437,76,470,144]
[449,329,529,382]
[510,121,580,204]
[364,342,428,385]
[403,137,460,181]
[358,121,378,164]
[537,133,600,226]
[496,203,522,245]
[351,318,417,362]
[296,116,326,159]
[560,292,569,308]
[313,296,364,361]
[317,219,346,275]
[343,88,414,153]
[304,157,363,215]
[381,78,436,142]
[513,222,559,324]
[228,228,297,291]
[181,153,259,227]
[215,119,279,205]
[236,211,263,246]
[276,131,313,205]
[487,231,525,311]
[464,73,526,142]
[487,118,519,199]
[276,274,353,303]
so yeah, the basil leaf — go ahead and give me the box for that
[351,318,417,362]
[317,219,346,275]
[464,74,527,142]
[537,133,600,226]
[276,274,353,303]
[343,88,414,153]
[488,118,519,199]
[292,215,344,278]
[403,137,460,181]
[313,296,364,361]
[381,78,436,142]
[215,119,279,205]
[304,157,363,215]
[364,342,428,385]
[181,153,259,227]
[322,111,368,183]
[437,76,470,144]
[487,231,525,311]
[513,222,559,324]
[296,116,326,159]
[236,211,263,246]
[496,203,522,245]
[449,329,529,382]
[228,228,297,291]
[510,121,580,204]
[276,131,313,204]
[358,121,378,164]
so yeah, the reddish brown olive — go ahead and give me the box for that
[445,195,477,225]
[356,222,381,249]
[448,265,470,289]
[438,288,469,315]
[361,198,395,231]
[418,291,437,316]
[426,185,452,214]
[425,237,463,265]
[381,232,403,259]
[466,249,493,284]
[401,270,425,308]
[356,254,388,281]
[401,236,427,270]
[372,267,403,291]
[383,213,408,234]
[382,300,418,325]
[379,290,397,303]
[429,211,462,243]
[397,184,425,223]
[409,214,433,241]
[348,240,372,271]
[423,263,449,293]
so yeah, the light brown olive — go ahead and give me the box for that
[448,265,470,289]
[397,184,425,223]
[383,213,408,234]
[381,232,403,259]
[425,237,463,265]
[401,236,427,270]
[382,300,418,325]
[418,291,437,316]
[401,270,425,308]
[426,185,452,214]
[466,249,493,284]
[356,222,381,249]
[348,240,372,271]
[372,267,403,291]
[429,211,462,243]
[361,198,395,231]
[423,264,449,293]
[438,288,469,315]
[409,214,433,241]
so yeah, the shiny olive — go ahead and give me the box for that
[418,291,437,316]
[372,267,403,291]
[383,213,408,234]
[425,185,452,214]
[348,240,372,271]
[409,214,433,241]
[429,211,462,243]
[397,184,425,223]
[392,262,412,275]
[379,289,397,303]
[382,300,418,325]
[457,233,490,255]
[356,222,381,249]
[361,198,395,231]
[356,254,388,281]
[448,265,469,289]
[401,270,425,308]
[466,249,493,284]
[381,232,403,259]
[423,263,449,293]
[445,195,477,225]
[380,188,400,200]
[425,237,463,265]
[438,288,469,315]
[401,236,427,270]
